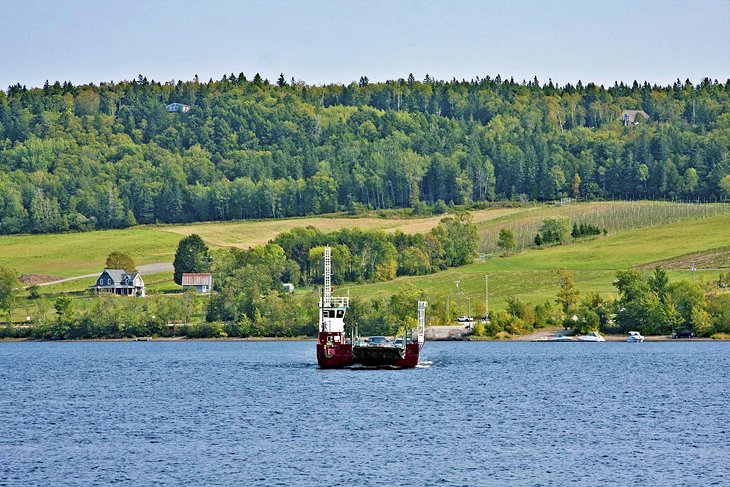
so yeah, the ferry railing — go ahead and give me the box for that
[323,296,349,308]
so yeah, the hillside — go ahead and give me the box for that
[0,207,517,278]
[5,200,727,281]
[4,201,730,338]
[1,75,729,237]
[344,212,730,312]
[4,200,727,304]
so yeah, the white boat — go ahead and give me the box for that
[626,331,644,343]
[577,331,606,342]
[532,332,574,342]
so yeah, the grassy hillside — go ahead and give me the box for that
[474,201,729,253]
[0,207,520,278]
[162,208,520,248]
[0,227,181,277]
[344,212,730,312]
[5,202,730,328]
[3,201,728,303]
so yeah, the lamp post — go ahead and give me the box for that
[455,280,461,318]
[485,274,489,322]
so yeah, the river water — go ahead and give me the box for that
[0,341,728,486]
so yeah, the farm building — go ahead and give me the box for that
[182,273,213,294]
[92,269,146,297]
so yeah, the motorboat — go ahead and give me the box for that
[626,331,644,343]
[533,332,574,342]
[577,331,606,342]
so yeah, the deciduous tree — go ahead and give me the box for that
[105,251,137,272]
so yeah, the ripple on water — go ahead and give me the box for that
[0,341,729,486]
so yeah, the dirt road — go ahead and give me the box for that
[38,262,174,287]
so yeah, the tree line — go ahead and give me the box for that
[1,73,729,234]
[0,213,478,339]
[471,267,730,339]
[205,213,478,327]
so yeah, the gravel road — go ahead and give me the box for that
[38,262,174,287]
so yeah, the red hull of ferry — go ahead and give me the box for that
[316,332,355,368]
[316,333,421,368]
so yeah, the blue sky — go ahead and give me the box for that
[2,0,728,89]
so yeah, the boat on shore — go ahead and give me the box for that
[626,331,644,343]
[577,331,606,342]
[532,332,574,342]
[316,246,426,369]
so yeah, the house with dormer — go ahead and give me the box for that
[92,269,146,297]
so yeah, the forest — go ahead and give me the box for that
[0,73,729,234]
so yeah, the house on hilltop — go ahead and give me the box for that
[92,269,146,297]
[166,102,191,113]
[621,109,650,126]
[181,273,213,294]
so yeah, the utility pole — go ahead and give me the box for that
[455,280,461,318]
[485,274,489,322]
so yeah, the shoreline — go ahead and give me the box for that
[1,335,727,343]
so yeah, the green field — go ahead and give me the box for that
[0,228,181,278]
[0,208,519,279]
[473,201,729,253]
[344,212,730,313]
[161,208,520,247]
[2,202,729,315]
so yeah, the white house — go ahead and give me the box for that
[166,102,191,113]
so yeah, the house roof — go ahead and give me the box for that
[182,273,213,286]
[100,269,141,284]
[621,109,649,121]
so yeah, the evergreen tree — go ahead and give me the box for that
[497,228,516,253]
[173,234,212,285]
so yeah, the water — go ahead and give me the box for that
[1,341,728,486]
